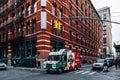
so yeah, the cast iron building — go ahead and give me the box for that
[0,0,103,67]
[97,7,112,57]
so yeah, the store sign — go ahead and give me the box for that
[41,12,47,29]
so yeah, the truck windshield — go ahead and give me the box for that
[48,55,61,61]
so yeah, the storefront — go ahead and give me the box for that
[10,37,37,67]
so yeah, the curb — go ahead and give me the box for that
[7,66,43,72]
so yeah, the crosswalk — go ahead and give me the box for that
[75,70,97,75]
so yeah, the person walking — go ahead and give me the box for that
[103,59,108,72]
[115,59,118,70]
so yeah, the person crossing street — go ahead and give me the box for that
[114,59,118,70]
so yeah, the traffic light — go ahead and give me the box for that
[53,20,62,30]
[53,20,58,29]
[58,22,61,30]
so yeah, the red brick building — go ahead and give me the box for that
[0,0,103,67]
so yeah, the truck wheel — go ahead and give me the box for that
[57,68,62,73]
[46,70,50,74]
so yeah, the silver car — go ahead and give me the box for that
[92,59,105,70]
[0,62,7,70]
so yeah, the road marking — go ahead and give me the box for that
[88,72,96,75]
[75,70,84,74]
[81,71,90,74]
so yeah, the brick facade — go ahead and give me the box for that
[0,0,103,67]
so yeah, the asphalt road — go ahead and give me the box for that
[0,65,120,80]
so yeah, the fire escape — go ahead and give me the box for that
[0,0,25,64]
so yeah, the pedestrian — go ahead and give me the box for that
[114,59,118,70]
[103,59,108,72]
[13,60,16,67]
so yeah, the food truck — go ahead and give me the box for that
[43,49,81,73]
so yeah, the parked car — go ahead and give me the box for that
[92,59,105,70]
[0,62,7,70]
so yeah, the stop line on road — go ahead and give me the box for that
[75,70,96,75]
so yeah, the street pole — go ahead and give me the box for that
[58,16,120,24]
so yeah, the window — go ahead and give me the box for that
[52,3,56,16]
[33,0,37,13]
[16,26,20,36]
[76,0,78,6]
[52,21,56,35]
[59,0,62,2]
[69,16,72,26]
[32,20,36,33]
[0,34,1,41]
[81,26,83,32]
[21,7,24,17]
[81,49,83,55]
[27,22,30,35]
[69,45,72,50]
[76,10,78,16]
[21,24,24,36]
[69,31,72,40]
[103,14,107,19]
[76,34,78,42]
[12,29,15,38]
[3,33,5,41]
[27,4,30,16]
[76,47,78,52]
[59,26,63,37]
[103,38,107,43]
[59,9,62,20]
[69,3,72,11]
[76,21,78,30]
[81,37,83,44]
[81,4,83,11]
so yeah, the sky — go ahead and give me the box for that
[91,0,120,53]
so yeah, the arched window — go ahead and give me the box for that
[52,3,56,16]
[33,0,37,13]
[59,8,62,19]
[26,4,30,16]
